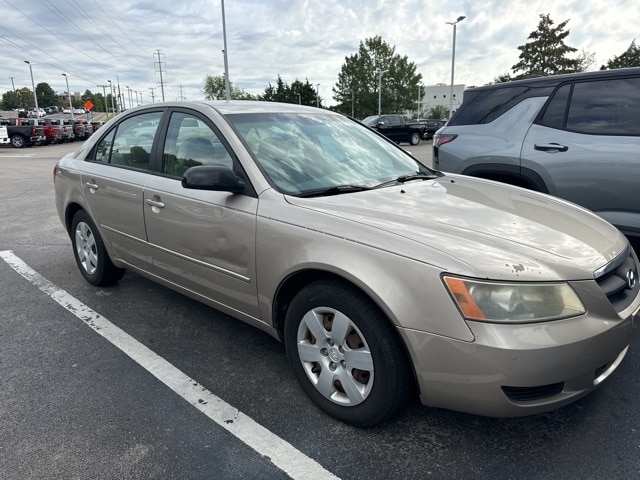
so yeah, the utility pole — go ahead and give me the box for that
[179,85,186,101]
[116,75,123,112]
[149,87,155,103]
[154,50,166,102]
[97,84,108,113]
[9,76,18,107]
[107,80,115,114]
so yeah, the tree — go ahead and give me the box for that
[203,75,255,100]
[36,82,59,108]
[259,76,320,106]
[601,39,640,69]
[511,14,583,78]
[428,105,449,120]
[333,36,423,118]
[1,90,22,110]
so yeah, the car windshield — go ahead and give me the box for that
[226,112,431,195]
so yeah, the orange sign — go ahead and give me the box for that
[84,100,94,111]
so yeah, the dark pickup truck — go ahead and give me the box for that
[361,114,425,145]
[24,118,63,145]
[408,118,446,140]
[2,117,46,148]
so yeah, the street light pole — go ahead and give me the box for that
[316,83,320,107]
[221,0,231,101]
[62,73,74,121]
[447,15,465,119]
[376,68,389,116]
[24,61,39,115]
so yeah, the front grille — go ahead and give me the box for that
[502,383,564,402]
[594,247,639,313]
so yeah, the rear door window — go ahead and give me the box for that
[566,78,640,135]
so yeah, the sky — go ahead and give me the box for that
[0,0,638,108]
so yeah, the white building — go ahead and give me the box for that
[419,83,466,117]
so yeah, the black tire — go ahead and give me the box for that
[409,132,421,145]
[284,279,412,427]
[70,210,125,286]
[10,135,25,148]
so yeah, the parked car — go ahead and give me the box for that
[41,118,66,144]
[74,119,92,139]
[54,101,640,427]
[28,118,63,145]
[62,119,76,142]
[434,67,640,241]
[0,121,10,145]
[90,121,104,133]
[5,117,46,147]
[407,118,446,140]
[423,119,446,139]
[361,114,425,145]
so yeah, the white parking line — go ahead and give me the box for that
[0,250,339,480]
[0,153,36,158]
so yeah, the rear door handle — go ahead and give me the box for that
[534,143,568,152]
[85,181,98,189]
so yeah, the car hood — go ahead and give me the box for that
[284,174,626,281]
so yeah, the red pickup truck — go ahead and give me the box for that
[39,119,65,144]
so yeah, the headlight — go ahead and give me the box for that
[443,276,586,323]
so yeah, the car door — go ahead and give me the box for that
[381,115,403,142]
[143,109,260,318]
[80,110,163,268]
[521,76,640,236]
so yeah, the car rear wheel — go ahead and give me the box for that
[71,210,125,286]
[10,135,25,148]
[284,279,412,427]
[409,132,421,145]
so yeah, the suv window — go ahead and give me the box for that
[539,78,640,135]
[451,86,529,125]
[538,84,571,129]
[567,78,640,135]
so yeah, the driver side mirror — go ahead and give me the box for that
[182,165,245,193]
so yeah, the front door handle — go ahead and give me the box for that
[145,198,165,209]
[534,143,568,152]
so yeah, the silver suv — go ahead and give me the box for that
[434,68,640,240]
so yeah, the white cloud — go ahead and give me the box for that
[1,0,638,106]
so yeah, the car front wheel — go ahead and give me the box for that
[409,132,421,145]
[71,210,125,286]
[284,279,412,427]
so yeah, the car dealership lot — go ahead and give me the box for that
[1,141,639,479]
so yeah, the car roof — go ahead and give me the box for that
[154,100,339,116]
[467,67,640,92]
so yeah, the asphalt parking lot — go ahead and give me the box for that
[1,140,639,480]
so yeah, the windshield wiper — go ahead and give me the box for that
[295,184,372,198]
[374,172,441,189]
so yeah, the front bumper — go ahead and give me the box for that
[400,281,639,417]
